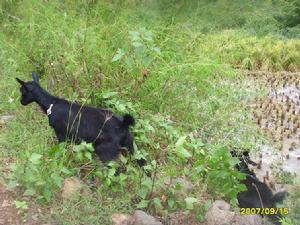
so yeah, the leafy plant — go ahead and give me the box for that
[191,145,246,203]
[14,200,28,210]
[112,27,161,73]
[8,144,73,203]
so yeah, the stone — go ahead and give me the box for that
[232,214,263,225]
[168,178,193,197]
[112,213,132,225]
[132,210,163,225]
[205,200,235,225]
[0,115,15,124]
[212,200,231,211]
[61,177,89,199]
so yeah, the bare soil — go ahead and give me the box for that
[0,183,40,225]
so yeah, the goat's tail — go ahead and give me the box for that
[123,114,135,127]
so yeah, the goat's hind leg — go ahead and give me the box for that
[94,141,120,162]
[95,141,130,175]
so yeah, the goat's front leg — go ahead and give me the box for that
[94,141,120,162]
[54,130,66,142]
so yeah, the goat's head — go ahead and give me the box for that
[16,72,40,105]
[230,149,257,173]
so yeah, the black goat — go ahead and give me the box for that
[16,72,144,166]
[231,150,287,225]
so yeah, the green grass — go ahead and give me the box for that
[1,0,300,224]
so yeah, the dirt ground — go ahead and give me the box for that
[0,183,41,225]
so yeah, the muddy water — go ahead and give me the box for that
[247,71,300,190]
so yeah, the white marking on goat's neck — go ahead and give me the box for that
[47,104,53,116]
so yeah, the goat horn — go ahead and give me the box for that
[16,77,25,85]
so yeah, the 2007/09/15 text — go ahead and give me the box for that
[240,208,289,215]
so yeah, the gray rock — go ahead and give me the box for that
[61,176,90,199]
[205,200,235,225]
[62,177,82,199]
[232,214,263,225]
[112,213,132,225]
[204,200,263,225]
[0,115,15,124]
[170,178,193,196]
[212,200,231,211]
[132,210,163,225]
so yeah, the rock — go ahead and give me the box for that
[212,200,231,211]
[31,214,39,221]
[205,200,234,225]
[0,115,15,124]
[232,214,263,225]
[81,185,92,197]
[61,177,90,199]
[112,213,132,225]
[204,200,263,225]
[1,200,11,207]
[165,211,200,225]
[132,210,163,225]
[167,178,193,197]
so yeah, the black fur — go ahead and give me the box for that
[231,150,287,225]
[16,72,145,166]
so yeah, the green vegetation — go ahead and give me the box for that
[1,0,300,224]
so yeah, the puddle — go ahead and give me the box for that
[282,148,300,177]
[246,71,300,189]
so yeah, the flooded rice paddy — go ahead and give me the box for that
[247,71,300,190]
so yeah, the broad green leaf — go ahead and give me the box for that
[84,151,92,161]
[153,197,161,206]
[230,157,240,166]
[136,199,149,209]
[175,136,187,148]
[152,46,161,53]
[143,31,153,42]
[138,188,148,199]
[175,147,192,159]
[129,31,140,41]
[101,92,118,99]
[185,197,198,210]
[60,167,72,175]
[119,173,127,182]
[168,199,175,208]
[132,41,143,48]
[7,180,18,189]
[141,176,152,189]
[14,200,28,210]
[112,48,125,62]
[120,155,127,164]
[24,188,36,196]
[51,173,63,187]
[43,188,52,201]
[29,153,42,164]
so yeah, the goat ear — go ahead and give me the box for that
[242,151,250,156]
[16,78,25,85]
[32,71,39,83]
